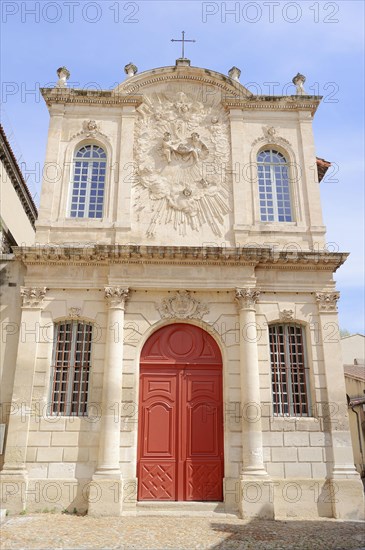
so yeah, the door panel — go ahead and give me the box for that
[138,371,177,500]
[138,324,224,501]
[183,369,224,501]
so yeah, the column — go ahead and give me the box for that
[235,288,273,519]
[316,291,364,520]
[0,287,47,512]
[89,287,129,517]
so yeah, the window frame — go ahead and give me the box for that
[257,149,294,223]
[68,144,107,219]
[49,320,92,417]
[269,323,311,417]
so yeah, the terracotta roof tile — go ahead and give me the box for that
[344,364,365,381]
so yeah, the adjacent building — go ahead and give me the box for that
[0,124,38,462]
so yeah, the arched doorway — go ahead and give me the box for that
[137,323,224,501]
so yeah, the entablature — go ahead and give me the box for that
[13,245,348,273]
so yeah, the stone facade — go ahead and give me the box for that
[0,62,363,519]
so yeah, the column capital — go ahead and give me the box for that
[20,287,47,309]
[315,291,340,312]
[235,288,260,311]
[104,287,129,309]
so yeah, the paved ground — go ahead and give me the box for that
[1,514,365,550]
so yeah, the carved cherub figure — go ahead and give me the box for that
[162,131,174,163]
[189,132,209,162]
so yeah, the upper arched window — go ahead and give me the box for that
[69,144,106,218]
[257,150,293,222]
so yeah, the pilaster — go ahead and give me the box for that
[0,287,47,513]
[115,106,137,235]
[315,291,364,520]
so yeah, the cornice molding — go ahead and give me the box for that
[0,127,38,227]
[40,88,143,107]
[223,95,322,116]
[13,245,348,272]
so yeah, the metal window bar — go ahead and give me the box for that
[50,321,92,416]
[269,324,309,417]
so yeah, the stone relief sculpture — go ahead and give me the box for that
[133,85,232,237]
[156,290,209,320]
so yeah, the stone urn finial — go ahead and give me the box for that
[292,72,306,95]
[124,62,138,78]
[56,66,70,88]
[228,66,241,82]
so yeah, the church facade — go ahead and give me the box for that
[0,59,363,519]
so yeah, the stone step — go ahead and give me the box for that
[123,501,239,517]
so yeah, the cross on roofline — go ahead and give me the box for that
[171,31,196,60]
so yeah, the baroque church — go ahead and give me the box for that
[0,52,364,519]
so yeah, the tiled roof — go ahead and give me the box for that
[316,157,331,183]
[344,364,365,381]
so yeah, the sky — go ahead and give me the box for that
[1,0,364,334]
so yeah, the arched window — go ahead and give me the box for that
[269,323,310,416]
[50,321,92,416]
[257,150,293,222]
[69,144,106,218]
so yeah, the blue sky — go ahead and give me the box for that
[1,0,364,333]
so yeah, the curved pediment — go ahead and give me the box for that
[114,64,253,98]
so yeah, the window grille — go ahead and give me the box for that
[257,150,293,222]
[50,321,92,416]
[269,324,310,416]
[69,144,106,218]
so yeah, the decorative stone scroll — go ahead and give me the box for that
[20,287,47,308]
[156,290,209,320]
[252,126,291,148]
[69,120,108,141]
[133,85,232,237]
[279,309,294,321]
[68,307,81,319]
[315,291,340,312]
[105,287,129,309]
[235,288,260,310]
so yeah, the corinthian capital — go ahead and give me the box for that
[20,287,47,308]
[315,291,340,312]
[105,287,129,309]
[235,288,260,310]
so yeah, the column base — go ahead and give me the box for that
[0,471,28,514]
[88,477,123,517]
[92,468,122,480]
[329,478,365,520]
[238,477,275,519]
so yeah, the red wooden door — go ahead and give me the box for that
[137,324,224,501]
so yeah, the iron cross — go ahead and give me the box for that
[171,31,196,59]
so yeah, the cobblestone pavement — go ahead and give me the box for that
[1,514,365,550]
